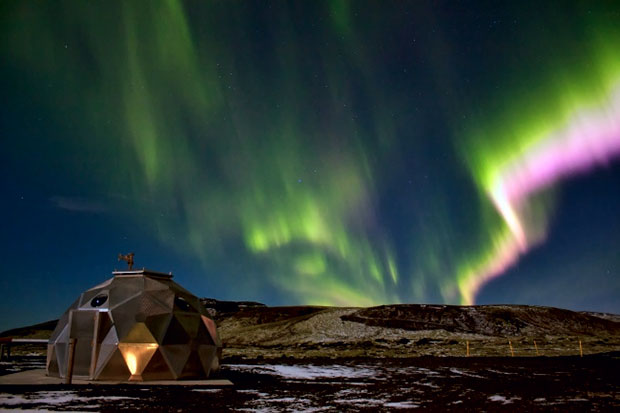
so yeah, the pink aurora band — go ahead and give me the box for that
[461,83,620,305]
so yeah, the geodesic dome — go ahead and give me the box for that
[46,269,222,381]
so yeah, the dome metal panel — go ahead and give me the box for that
[46,269,221,381]
[160,344,191,379]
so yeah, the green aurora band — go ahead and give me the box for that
[4,1,400,305]
[3,1,619,306]
[455,30,620,304]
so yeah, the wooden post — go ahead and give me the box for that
[508,340,514,357]
[65,338,77,385]
[89,312,101,380]
[579,340,583,357]
[466,340,470,357]
[534,340,539,356]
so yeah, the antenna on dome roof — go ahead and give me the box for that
[118,252,135,270]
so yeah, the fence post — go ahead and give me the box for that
[508,340,514,357]
[579,340,583,357]
[466,340,470,357]
[534,340,539,356]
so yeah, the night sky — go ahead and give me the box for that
[2,1,619,331]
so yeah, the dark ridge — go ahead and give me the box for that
[341,304,620,337]
[200,298,266,317]
[0,320,58,338]
[223,306,326,325]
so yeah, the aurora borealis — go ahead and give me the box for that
[458,80,620,305]
[1,1,619,330]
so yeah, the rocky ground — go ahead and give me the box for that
[213,303,620,360]
[1,353,619,411]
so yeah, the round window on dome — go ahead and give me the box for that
[175,296,195,312]
[90,294,108,307]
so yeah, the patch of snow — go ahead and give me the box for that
[236,389,270,397]
[414,381,439,389]
[487,369,516,375]
[488,395,510,403]
[228,364,377,380]
[335,388,365,396]
[448,368,485,378]
[263,397,299,403]
[0,391,136,406]
[385,401,419,408]
[98,396,133,401]
[0,394,31,406]
[334,398,385,405]
[395,366,442,376]
[191,388,222,393]
[488,395,521,404]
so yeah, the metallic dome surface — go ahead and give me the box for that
[46,269,222,381]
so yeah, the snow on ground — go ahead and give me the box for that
[447,368,485,379]
[236,389,270,397]
[486,368,517,375]
[0,356,615,411]
[488,394,521,404]
[334,397,385,406]
[413,380,439,389]
[385,401,420,408]
[0,391,136,407]
[0,410,57,413]
[228,364,378,380]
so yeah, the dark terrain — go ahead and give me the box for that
[1,353,619,411]
[1,302,619,411]
[209,302,620,359]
